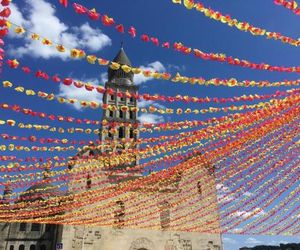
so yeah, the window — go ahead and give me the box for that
[130,128,134,139]
[109,94,115,101]
[159,201,170,230]
[30,245,36,250]
[108,127,113,139]
[19,245,25,250]
[109,110,114,118]
[130,97,134,103]
[120,96,125,102]
[114,201,125,229]
[197,181,202,195]
[129,110,134,120]
[118,127,125,138]
[119,110,124,119]
[45,224,52,232]
[9,246,14,250]
[31,223,41,231]
[19,223,26,231]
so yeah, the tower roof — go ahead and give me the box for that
[108,47,134,84]
[112,47,132,66]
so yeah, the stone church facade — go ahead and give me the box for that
[0,48,222,250]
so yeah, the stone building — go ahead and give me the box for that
[0,48,223,250]
[0,167,63,250]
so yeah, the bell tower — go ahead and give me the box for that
[100,46,140,182]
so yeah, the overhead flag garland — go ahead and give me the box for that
[55,1,300,74]
[6,58,300,105]
[0,0,298,238]
[274,0,300,15]
[0,0,11,74]
[7,25,300,87]
[171,0,300,47]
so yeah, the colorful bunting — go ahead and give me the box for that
[55,1,300,74]
[0,0,299,237]
[274,0,300,16]
[171,0,300,47]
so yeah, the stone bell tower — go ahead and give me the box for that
[100,46,140,182]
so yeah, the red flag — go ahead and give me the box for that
[128,26,136,38]
[116,24,124,33]
[59,0,68,7]
[1,0,11,7]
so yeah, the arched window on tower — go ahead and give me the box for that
[9,246,14,250]
[129,110,134,120]
[118,127,125,139]
[107,126,113,139]
[119,109,124,119]
[120,95,126,102]
[159,201,170,230]
[114,200,125,229]
[30,245,36,250]
[130,128,134,139]
[19,245,25,250]
[109,94,115,101]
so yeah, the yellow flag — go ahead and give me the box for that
[183,0,194,9]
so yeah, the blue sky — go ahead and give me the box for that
[2,0,300,249]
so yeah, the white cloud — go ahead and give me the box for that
[245,237,262,245]
[243,191,253,197]
[233,208,266,219]
[138,99,165,109]
[8,0,111,59]
[223,237,237,244]
[9,3,29,29]
[168,64,186,72]
[58,78,102,111]
[139,114,164,124]
[138,100,154,108]
[74,23,111,51]
[217,183,254,203]
[217,184,230,193]
[278,241,289,244]
[100,72,108,84]
[230,228,242,234]
[134,61,166,85]
[137,97,166,124]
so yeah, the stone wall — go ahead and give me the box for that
[60,226,222,250]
